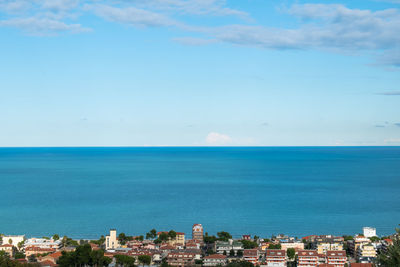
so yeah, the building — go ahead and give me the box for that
[215,240,243,256]
[347,236,370,257]
[265,249,286,267]
[297,250,318,267]
[24,238,62,250]
[280,241,304,251]
[314,236,344,254]
[25,247,56,257]
[105,229,120,250]
[356,244,376,263]
[1,235,25,248]
[243,249,259,265]
[158,232,185,246]
[166,251,197,267]
[203,254,227,266]
[192,224,203,243]
[0,244,15,257]
[326,251,346,267]
[362,227,376,238]
[350,264,373,267]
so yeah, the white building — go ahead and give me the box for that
[24,238,62,250]
[363,227,376,238]
[1,235,25,248]
[105,229,120,250]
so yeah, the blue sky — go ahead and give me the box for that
[0,0,399,146]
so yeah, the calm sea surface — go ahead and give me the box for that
[0,147,399,239]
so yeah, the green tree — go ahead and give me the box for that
[119,233,128,245]
[58,244,111,267]
[168,230,177,240]
[229,249,235,257]
[8,238,13,245]
[52,234,60,241]
[241,240,258,249]
[14,251,25,259]
[287,248,295,260]
[146,229,157,239]
[226,260,253,267]
[135,235,144,241]
[114,254,136,267]
[369,236,380,242]
[377,226,400,266]
[268,244,281,249]
[204,233,217,244]
[138,255,151,267]
[217,231,232,241]
[158,232,169,242]
[17,240,25,251]
[343,235,354,241]
[236,250,243,257]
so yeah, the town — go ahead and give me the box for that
[1,224,399,267]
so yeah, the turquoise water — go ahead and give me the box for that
[0,147,399,239]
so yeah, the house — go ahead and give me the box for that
[158,232,185,246]
[244,249,259,265]
[25,247,56,257]
[0,244,15,257]
[24,238,62,250]
[313,236,344,254]
[362,227,376,238]
[203,254,227,266]
[105,229,120,250]
[347,236,369,257]
[215,240,243,256]
[356,244,376,263]
[326,251,347,267]
[166,251,197,267]
[350,264,373,267]
[243,235,251,241]
[1,235,25,248]
[280,241,304,251]
[297,250,318,267]
[265,249,286,267]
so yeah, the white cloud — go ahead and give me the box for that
[87,4,178,27]
[206,132,232,145]
[0,17,89,34]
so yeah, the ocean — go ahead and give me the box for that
[0,147,399,239]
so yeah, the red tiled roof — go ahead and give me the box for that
[204,254,227,260]
[350,264,373,267]
[326,250,346,257]
[298,250,318,257]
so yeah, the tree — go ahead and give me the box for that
[168,230,177,240]
[52,234,60,241]
[57,244,111,267]
[14,251,25,259]
[343,235,354,241]
[241,240,257,249]
[114,254,136,267]
[135,235,144,241]
[377,226,400,266]
[8,238,13,245]
[369,236,380,242]
[204,233,217,244]
[159,232,169,242]
[217,231,232,241]
[17,240,25,251]
[226,260,253,267]
[236,250,243,257]
[138,255,151,267]
[287,248,295,260]
[146,229,157,240]
[268,244,281,249]
[229,249,235,257]
[28,254,37,263]
[119,233,128,245]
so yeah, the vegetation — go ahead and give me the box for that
[91,236,106,246]
[217,232,232,242]
[114,254,136,267]
[226,260,253,267]
[14,251,26,259]
[203,233,217,244]
[118,233,133,245]
[61,236,79,247]
[0,251,40,267]
[343,235,354,241]
[57,244,111,267]
[236,250,243,257]
[135,236,144,241]
[168,230,177,239]
[52,234,60,241]
[240,240,257,249]
[286,248,295,260]
[369,236,380,242]
[138,255,151,267]
[145,229,157,240]
[377,226,400,266]
[268,244,282,249]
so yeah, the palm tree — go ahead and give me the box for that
[377,226,400,266]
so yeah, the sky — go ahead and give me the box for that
[0,0,400,146]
